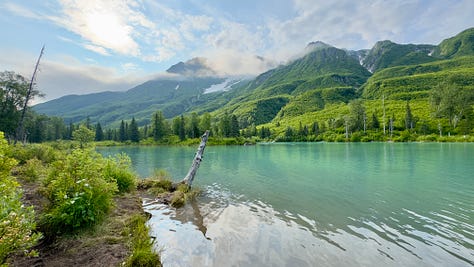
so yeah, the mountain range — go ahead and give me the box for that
[34,27,474,129]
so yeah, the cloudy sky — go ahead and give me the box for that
[0,0,473,103]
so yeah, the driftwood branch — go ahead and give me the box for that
[180,130,209,188]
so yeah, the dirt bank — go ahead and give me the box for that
[8,180,151,267]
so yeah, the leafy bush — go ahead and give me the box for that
[15,158,47,182]
[11,144,58,164]
[40,149,117,235]
[104,153,137,193]
[350,132,362,142]
[0,132,41,263]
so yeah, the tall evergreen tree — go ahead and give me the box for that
[219,113,231,137]
[129,117,140,142]
[229,114,240,137]
[349,99,366,131]
[152,111,166,140]
[95,122,104,141]
[119,120,126,142]
[178,115,186,141]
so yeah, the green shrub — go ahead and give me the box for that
[11,144,58,164]
[350,132,362,142]
[0,132,41,264]
[40,149,117,235]
[15,158,47,182]
[104,153,137,193]
[335,134,346,142]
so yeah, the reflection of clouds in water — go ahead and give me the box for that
[144,184,473,267]
[104,144,474,266]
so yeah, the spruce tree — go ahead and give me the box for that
[95,122,104,141]
[119,120,126,142]
[129,117,140,142]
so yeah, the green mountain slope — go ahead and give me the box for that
[362,56,474,100]
[206,45,372,126]
[432,27,474,58]
[270,28,474,139]
[362,40,436,72]
[35,77,227,127]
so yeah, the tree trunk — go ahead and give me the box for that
[15,45,45,144]
[181,130,209,188]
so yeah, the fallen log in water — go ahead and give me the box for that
[180,130,209,188]
[138,130,209,207]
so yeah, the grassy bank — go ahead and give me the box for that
[0,134,161,267]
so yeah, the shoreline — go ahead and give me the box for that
[8,178,160,267]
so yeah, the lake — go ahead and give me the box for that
[98,143,474,267]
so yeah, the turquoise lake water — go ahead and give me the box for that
[98,143,474,267]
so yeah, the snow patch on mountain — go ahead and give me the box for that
[203,78,242,94]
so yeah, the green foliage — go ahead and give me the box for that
[0,72,31,138]
[94,122,104,141]
[73,125,95,148]
[40,149,117,235]
[104,153,137,193]
[15,158,47,182]
[124,214,161,267]
[152,111,167,141]
[11,143,58,164]
[129,118,140,143]
[348,99,366,131]
[0,132,41,263]
[430,80,474,128]
[119,120,127,142]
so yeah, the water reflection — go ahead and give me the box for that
[99,143,474,266]
[144,184,473,267]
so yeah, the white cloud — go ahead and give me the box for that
[46,0,151,57]
[202,49,277,76]
[3,0,474,83]
[1,2,42,19]
[0,49,145,103]
[268,0,474,53]
[82,44,110,56]
[121,62,139,72]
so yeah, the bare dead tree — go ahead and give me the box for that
[180,130,210,188]
[15,45,45,144]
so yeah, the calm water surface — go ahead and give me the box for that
[98,143,474,267]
